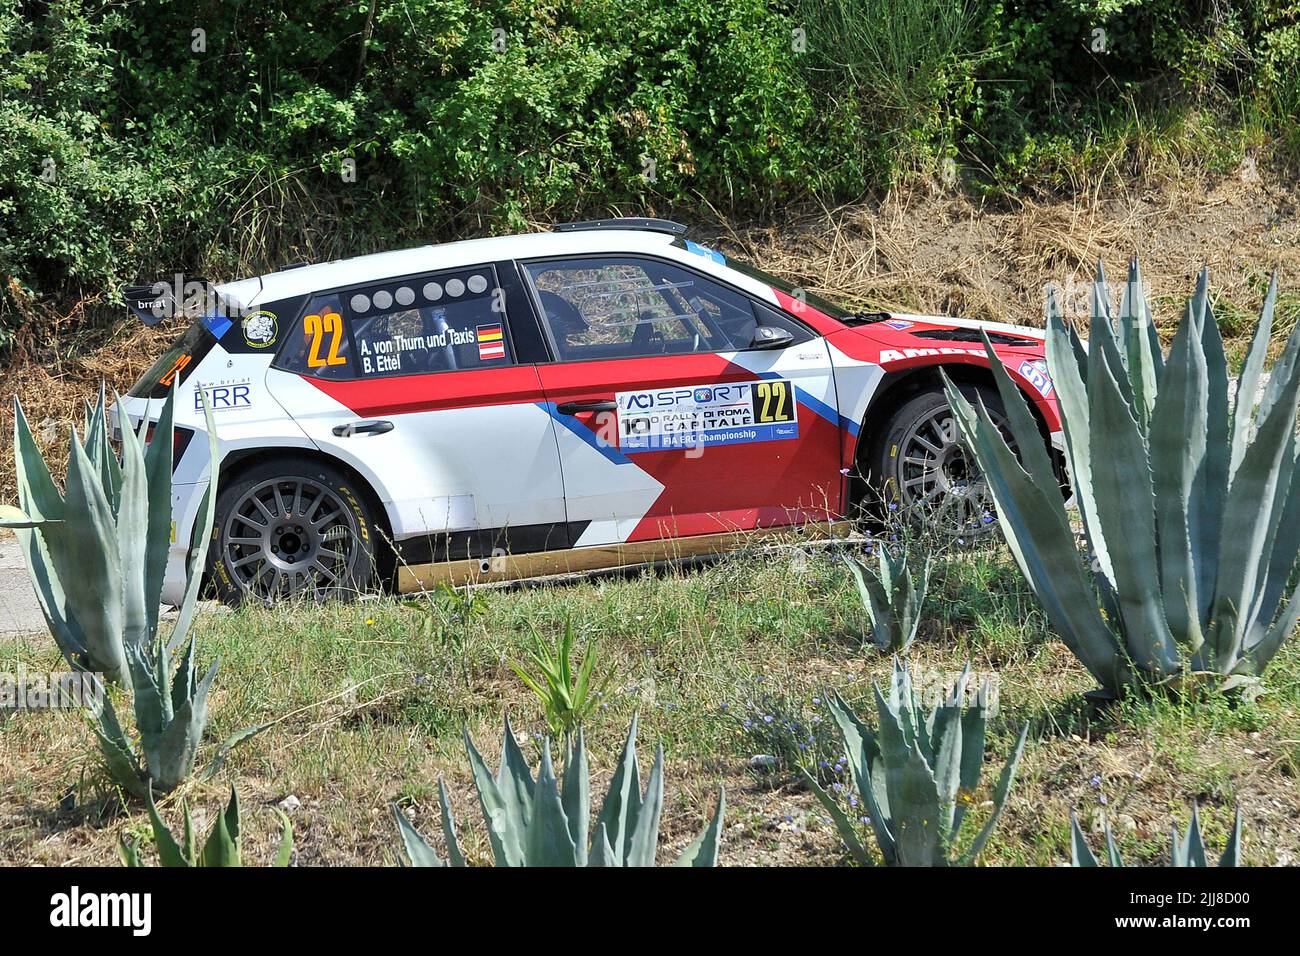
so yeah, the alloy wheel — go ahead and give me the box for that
[221,477,361,602]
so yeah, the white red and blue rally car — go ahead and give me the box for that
[115,218,1063,605]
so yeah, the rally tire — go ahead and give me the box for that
[208,456,379,607]
[865,384,1016,539]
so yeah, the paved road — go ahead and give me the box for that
[0,535,47,635]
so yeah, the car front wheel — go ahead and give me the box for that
[866,385,1019,538]
[209,456,379,605]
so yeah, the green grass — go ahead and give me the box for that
[2,543,1299,866]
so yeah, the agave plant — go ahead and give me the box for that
[842,547,931,652]
[804,659,1028,866]
[1070,805,1241,867]
[393,715,725,866]
[7,385,218,683]
[120,786,292,867]
[9,385,258,794]
[93,637,223,797]
[510,617,604,739]
[946,262,1300,697]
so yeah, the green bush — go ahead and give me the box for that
[2,0,1296,348]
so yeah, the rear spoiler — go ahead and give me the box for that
[122,278,247,326]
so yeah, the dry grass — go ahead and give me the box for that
[701,164,1300,347]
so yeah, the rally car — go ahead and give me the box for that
[116,218,1063,605]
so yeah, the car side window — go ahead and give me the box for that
[524,256,789,362]
[348,266,509,377]
[277,266,511,379]
[276,294,355,380]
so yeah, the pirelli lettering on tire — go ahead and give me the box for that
[616,380,800,453]
[340,485,370,544]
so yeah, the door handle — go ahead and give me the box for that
[332,420,395,437]
[557,400,617,415]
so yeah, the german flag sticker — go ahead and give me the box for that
[477,324,505,361]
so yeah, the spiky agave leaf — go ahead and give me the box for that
[950,264,1300,697]
[673,788,727,867]
[7,385,216,682]
[842,549,930,652]
[124,786,291,867]
[165,388,221,654]
[393,805,448,867]
[392,778,466,867]
[954,722,1028,866]
[56,425,127,679]
[92,689,150,800]
[395,715,723,866]
[0,504,45,528]
[811,663,1027,866]
[945,367,1130,691]
[12,401,86,670]
[1071,804,1241,866]
[1069,811,1124,867]
[1069,811,1100,867]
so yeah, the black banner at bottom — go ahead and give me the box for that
[0,864,1283,942]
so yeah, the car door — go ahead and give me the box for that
[264,262,570,580]
[521,254,843,549]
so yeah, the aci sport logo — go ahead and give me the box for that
[616,380,799,453]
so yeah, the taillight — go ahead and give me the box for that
[115,423,193,469]
[172,426,195,463]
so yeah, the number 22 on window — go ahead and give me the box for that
[304,311,346,368]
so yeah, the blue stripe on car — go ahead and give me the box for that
[538,402,632,466]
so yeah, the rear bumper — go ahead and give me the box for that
[161,543,192,607]
[160,479,210,607]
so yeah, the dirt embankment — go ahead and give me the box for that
[718,168,1299,333]
[2,167,1297,502]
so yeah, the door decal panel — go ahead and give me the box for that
[616,379,799,453]
[267,366,569,542]
[537,348,843,548]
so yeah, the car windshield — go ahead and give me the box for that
[676,241,853,320]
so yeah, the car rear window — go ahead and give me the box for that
[128,319,219,398]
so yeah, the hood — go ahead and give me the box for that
[849,312,1046,356]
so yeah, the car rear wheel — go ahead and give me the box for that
[209,456,379,606]
[867,385,1019,538]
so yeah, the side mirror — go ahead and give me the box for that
[748,325,794,350]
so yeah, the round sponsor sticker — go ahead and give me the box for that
[242,311,278,348]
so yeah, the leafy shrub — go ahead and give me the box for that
[4,0,1297,348]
